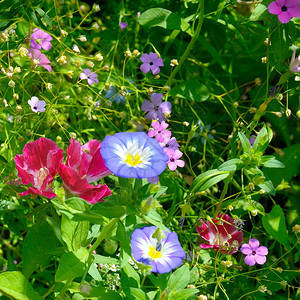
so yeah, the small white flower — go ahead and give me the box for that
[72,44,80,53]
[28,96,46,113]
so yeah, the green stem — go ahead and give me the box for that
[89,218,119,254]
[213,172,233,218]
[168,0,204,86]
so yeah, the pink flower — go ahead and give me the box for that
[240,238,268,266]
[79,68,99,85]
[27,48,52,72]
[140,52,164,75]
[148,121,171,143]
[268,0,300,24]
[28,96,46,113]
[14,137,64,198]
[290,49,300,73]
[165,148,185,171]
[59,139,111,204]
[196,214,243,254]
[30,28,53,51]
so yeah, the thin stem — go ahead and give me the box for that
[168,0,204,85]
[213,172,233,218]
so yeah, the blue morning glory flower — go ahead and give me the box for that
[131,226,186,274]
[100,132,169,178]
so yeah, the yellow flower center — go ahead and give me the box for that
[148,246,162,259]
[125,154,142,166]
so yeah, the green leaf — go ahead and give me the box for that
[87,262,102,281]
[79,284,123,299]
[190,169,230,194]
[261,156,285,168]
[93,254,119,265]
[252,124,273,153]
[90,202,126,218]
[128,287,148,300]
[262,205,291,250]
[139,8,192,35]
[218,158,243,171]
[121,262,140,289]
[0,271,43,300]
[61,215,89,251]
[23,219,60,278]
[249,3,269,22]
[238,132,251,153]
[35,7,52,27]
[167,265,190,291]
[170,81,210,102]
[223,198,265,216]
[143,215,169,232]
[55,248,90,282]
[169,288,199,300]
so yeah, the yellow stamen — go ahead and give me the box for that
[148,246,162,259]
[125,154,142,166]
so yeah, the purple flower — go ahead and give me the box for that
[160,137,180,152]
[148,121,171,143]
[30,28,53,51]
[28,96,46,113]
[27,49,52,72]
[141,93,171,122]
[290,50,300,73]
[119,22,128,30]
[249,136,256,148]
[240,238,268,266]
[131,226,186,274]
[268,0,300,24]
[140,52,164,75]
[79,68,99,85]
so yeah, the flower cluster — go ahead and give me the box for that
[148,120,185,172]
[28,28,52,72]
[15,137,111,203]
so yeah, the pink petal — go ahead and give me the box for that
[155,57,164,67]
[289,6,300,17]
[268,2,282,15]
[240,243,252,255]
[244,255,256,266]
[278,11,292,23]
[248,238,260,250]
[42,41,52,51]
[140,53,150,63]
[41,63,52,72]
[286,0,300,7]
[176,159,185,168]
[256,246,268,256]
[150,65,160,75]
[255,254,267,265]
[19,187,56,198]
[168,161,177,171]
[66,139,82,170]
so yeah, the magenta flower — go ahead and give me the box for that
[268,0,300,23]
[79,68,99,85]
[30,28,53,51]
[119,22,128,30]
[28,96,46,113]
[165,148,185,171]
[59,139,111,204]
[148,121,171,143]
[290,50,300,73]
[240,238,268,266]
[27,48,52,72]
[141,93,171,122]
[196,214,243,254]
[140,52,164,75]
[15,137,63,198]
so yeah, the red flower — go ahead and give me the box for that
[14,137,63,198]
[196,214,243,254]
[59,139,111,204]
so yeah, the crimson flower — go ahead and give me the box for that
[196,214,243,254]
[59,139,111,204]
[14,137,63,198]
[268,0,300,23]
